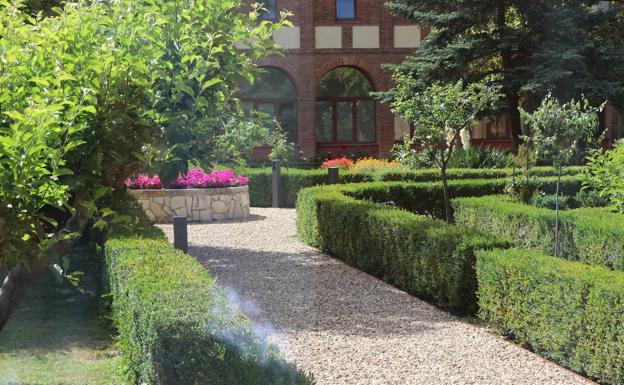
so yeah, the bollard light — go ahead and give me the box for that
[173,216,188,253]
[272,159,282,208]
[327,166,339,185]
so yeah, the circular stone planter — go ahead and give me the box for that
[129,186,250,223]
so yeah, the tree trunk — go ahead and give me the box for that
[507,93,524,152]
[441,168,453,224]
[554,166,562,258]
[0,264,47,331]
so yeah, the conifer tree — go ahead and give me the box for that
[383,0,624,149]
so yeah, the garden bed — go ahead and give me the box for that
[130,186,250,223]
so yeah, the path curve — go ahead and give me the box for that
[160,208,594,385]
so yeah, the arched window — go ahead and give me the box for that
[239,67,298,142]
[316,67,376,144]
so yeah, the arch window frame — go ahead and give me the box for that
[239,67,298,143]
[315,66,376,145]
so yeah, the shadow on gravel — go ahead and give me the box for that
[191,245,450,338]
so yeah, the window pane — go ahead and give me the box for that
[336,0,355,19]
[316,101,333,143]
[357,101,375,142]
[318,67,373,98]
[260,0,276,19]
[240,67,296,98]
[257,103,275,128]
[278,102,298,143]
[337,102,353,142]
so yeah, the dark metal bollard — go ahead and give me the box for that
[173,216,188,253]
[272,159,282,208]
[327,166,339,185]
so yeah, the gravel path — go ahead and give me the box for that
[159,208,595,385]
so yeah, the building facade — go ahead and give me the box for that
[241,0,623,159]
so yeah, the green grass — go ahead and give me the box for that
[0,248,117,385]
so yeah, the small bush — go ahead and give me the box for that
[453,195,624,270]
[531,192,577,210]
[477,248,624,384]
[351,157,405,172]
[104,237,312,385]
[447,147,514,169]
[296,183,509,314]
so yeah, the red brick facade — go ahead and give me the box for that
[246,1,623,158]
[247,0,430,158]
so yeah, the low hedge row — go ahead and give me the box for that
[104,237,312,385]
[477,248,624,385]
[341,176,581,219]
[296,182,510,314]
[244,166,583,207]
[453,195,624,271]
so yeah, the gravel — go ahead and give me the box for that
[159,208,595,385]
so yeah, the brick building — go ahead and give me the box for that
[240,0,623,159]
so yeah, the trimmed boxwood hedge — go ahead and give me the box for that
[296,182,510,314]
[477,248,624,385]
[244,166,583,208]
[340,176,581,219]
[453,195,624,271]
[104,237,312,385]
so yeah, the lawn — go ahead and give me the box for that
[0,248,117,385]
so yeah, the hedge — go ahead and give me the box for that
[477,248,624,385]
[244,166,583,207]
[296,182,509,314]
[453,195,624,271]
[340,176,581,219]
[104,237,312,385]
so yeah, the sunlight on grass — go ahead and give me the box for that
[0,251,117,385]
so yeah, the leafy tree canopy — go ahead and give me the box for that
[0,0,286,330]
[383,0,624,147]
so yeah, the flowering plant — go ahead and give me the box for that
[124,175,163,189]
[125,168,249,189]
[171,168,249,189]
[320,157,353,170]
[352,157,405,172]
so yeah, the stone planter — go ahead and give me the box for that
[130,186,250,223]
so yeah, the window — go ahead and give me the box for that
[239,67,298,142]
[316,67,376,144]
[336,0,355,20]
[259,0,277,20]
[472,115,509,139]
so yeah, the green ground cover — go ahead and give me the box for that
[0,248,116,385]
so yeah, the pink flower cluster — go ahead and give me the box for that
[171,168,249,189]
[124,175,163,189]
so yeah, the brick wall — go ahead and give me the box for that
[245,0,429,158]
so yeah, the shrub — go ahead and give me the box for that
[531,192,577,210]
[296,183,509,314]
[320,157,353,170]
[476,248,624,385]
[351,157,405,172]
[583,140,624,212]
[453,195,624,270]
[243,166,582,208]
[104,237,312,385]
[447,147,514,169]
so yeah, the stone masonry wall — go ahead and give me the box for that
[130,186,250,223]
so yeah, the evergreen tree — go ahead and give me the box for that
[383,0,624,149]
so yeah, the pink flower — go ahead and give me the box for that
[169,168,249,189]
[125,174,163,189]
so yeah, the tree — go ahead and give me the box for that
[521,93,603,257]
[383,0,624,149]
[0,0,286,331]
[391,80,501,223]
